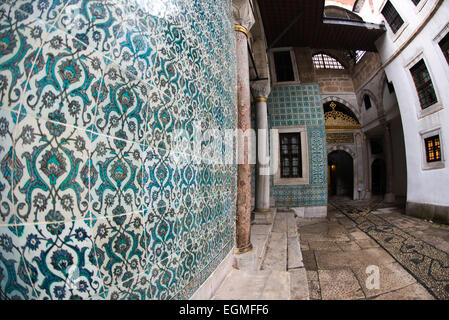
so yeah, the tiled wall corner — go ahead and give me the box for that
[0,0,236,300]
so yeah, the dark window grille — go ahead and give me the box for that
[410,59,437,109]
[381,1,404,34]
[273,51,295,82]
[280,133,302,178]
[425,135,442,162]
[439,32,449,65]
[364,95,372,110]
[312,53,345,70]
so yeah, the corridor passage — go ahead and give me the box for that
[300,198,449,300]
[213,199,449,300]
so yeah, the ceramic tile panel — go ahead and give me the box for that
[268,84,328,208]
[0,0,236,299]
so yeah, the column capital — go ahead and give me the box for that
[232,0,255,34]
[251,79,271,101]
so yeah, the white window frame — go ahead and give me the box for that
[413,0,429,14]
[420,126,445,170]
[404,51,442,119]
[379,0,409,42]
[273,126,309,185]
[269,47,300,86]
[433,22,449,76]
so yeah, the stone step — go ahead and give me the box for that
[261,232,287,271]
[212,269,290,300]
[213,209,310,300]
[233,210,277,271]
[287,236,304,270]
[260,211,288,271]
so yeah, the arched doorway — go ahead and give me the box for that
[372,158,386,195]
[328,150,354,198]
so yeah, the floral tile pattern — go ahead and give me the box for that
[20,26,108,130]
[13,115,91,224]
[0,0,236,300]
[90,133,143,220]
[0,109,15,224]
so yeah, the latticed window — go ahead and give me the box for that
[425,135,442,162]
[312,53,345,70]
[381,1,404,34]
[280,133,302,178]
[410,59,437,109]
[273,51,295,82]
[439,32,449,65]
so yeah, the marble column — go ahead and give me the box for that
[384,124,395,203]
[251,80,271,213]
[233,0,255,254]
[363,133,372,200]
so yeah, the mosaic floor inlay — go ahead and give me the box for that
[330,199,449,300]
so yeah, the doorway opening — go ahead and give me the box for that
[328,150,354,198]
[372,158,386,195]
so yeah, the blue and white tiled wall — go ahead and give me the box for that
[0,0,237,299]
[268,84,327,208]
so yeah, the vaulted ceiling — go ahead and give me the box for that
[257,0,385,51]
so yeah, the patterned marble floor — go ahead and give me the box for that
[326,198,449,300]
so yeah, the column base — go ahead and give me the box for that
[254,208,272,213]
[234,243,253,255]
[252,208,275,225]
[384,193,395,203]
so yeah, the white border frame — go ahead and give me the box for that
[269,47,300,86]
[419,126,445,170]
[273,126,309,186]
[413,0,429,14]
[379,0,409,43]
[433,22,449,77]
[404,51,443,119]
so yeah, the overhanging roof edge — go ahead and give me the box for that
[323,18,386,31]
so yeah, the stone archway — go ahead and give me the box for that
[322,96,361,121]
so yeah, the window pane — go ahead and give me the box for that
[439,32,449,65]
[274,51,295,82]
[381,1,404,34]
[312,53,344,70]
[425,135,442,162]
[410,60,437,109]
[279,133,302,178]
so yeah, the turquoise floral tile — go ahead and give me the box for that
[0,5,49,111]
[12,115,91,224]
[0,109,14,225]
[55,0,124,60]
[1,0,237,299]
[20,26,108,130]
[92,210,147,294]
[13,219,104,300]
[89,134,143,220]
[0,225,36,299]
[95,62,150,143]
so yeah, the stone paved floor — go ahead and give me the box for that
[300,197,449,300]
[212,198,449,300]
